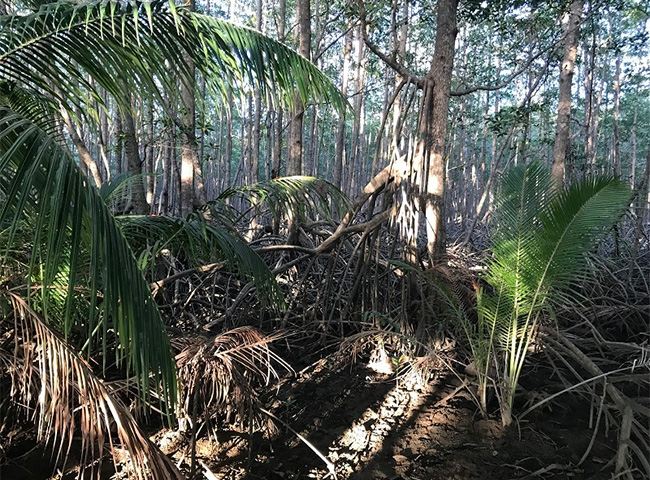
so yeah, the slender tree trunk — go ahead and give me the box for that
[121,101,148,214]
[334,30,352,188]
[271,0,286,178]
[583,25,596,176]
[225,92,233,187]
[180,0,205,216]
[420,0,459,260]
[348,25,366,195]
[612,53,622,178]
[251,0,263,184]
[145,98,155,209]
[287,0,311,176]
[59,107,103,188]
[97,93,111,183]
[114,110,124,177]
[551,0,583,186]
[392,0,408,152]
[308,105,319,176]
[630,107,637,187]
[160,127,173,214]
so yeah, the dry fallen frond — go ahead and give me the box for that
[2,293,181,479]
[173,326,292,427]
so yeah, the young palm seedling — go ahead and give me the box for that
[467,163,630,426]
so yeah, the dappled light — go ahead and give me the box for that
[1,0,648,479]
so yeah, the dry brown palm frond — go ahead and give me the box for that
[173,327,292,427]
[1,293,181,480]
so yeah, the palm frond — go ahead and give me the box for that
[0,80,60,138]
[1,293,181,479]
[536,176,632,288]
[474,163,631,425]
[117,213,283,307]
[217,176,350,225]
[173,327,291,424]
[0,0,345,120]
[99,172,152,205]
[0,106,176,407]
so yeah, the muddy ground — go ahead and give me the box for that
[180,354,617,480]
[1,351,622,480]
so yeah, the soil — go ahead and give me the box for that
[185,356,618,480]
[0,354,621,480]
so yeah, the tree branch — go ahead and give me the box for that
[357,0,423,87]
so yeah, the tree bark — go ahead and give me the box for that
[611,53,622,178]
[421,0,459,260]
[347,25,366,196]
[180,0,205,216]
[251,0,263,183]
[271,0,286,178]
[59,107,103,188]
[583,24,596,176]
[551,0,583,186]
[630,107,637,187]
[287,0,311,176]
[144,98,155,209]
[121,100,148,214]
[333,30,352,188]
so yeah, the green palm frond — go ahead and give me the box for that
[217,176,350,225]
[99,172,150,204]
[0,0,345,120]
[0,106,176,407]
[1,293,181,479]
[117,213,283,307]
[474,163,631,426]
[0,81,60,138]
[536,176,632,288]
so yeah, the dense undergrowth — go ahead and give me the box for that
[0,2,648,479]
[4,165,647,479]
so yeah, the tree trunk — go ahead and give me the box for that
[180,0,205,216]
[121,101,148,214]
[551,0,583,186]
[630,107,637,187]
[114,110,123,177]
[421,0,459,260]
[251,0,263,183]
[348,25,367,196]
[145,98,155,209]
[271,0,286,178]
[333,30,352,188]
[59,107,103,188]
[392,0,408,152]
[611,53,622,178]
[160,126,174,214]
[287,0,311,176]
[583,24,596,176]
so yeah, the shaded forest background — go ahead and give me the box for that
[73,0,649,236]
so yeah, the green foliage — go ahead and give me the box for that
[0,107,177,405]
[487,103,546,136]
[217,175,350,225]
[466,163,631,426]
[0,0,343,473]
[0,0,345,118]
[118,213,283,308]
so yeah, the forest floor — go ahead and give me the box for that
[0,344,625,480]
[171,350,617,480]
